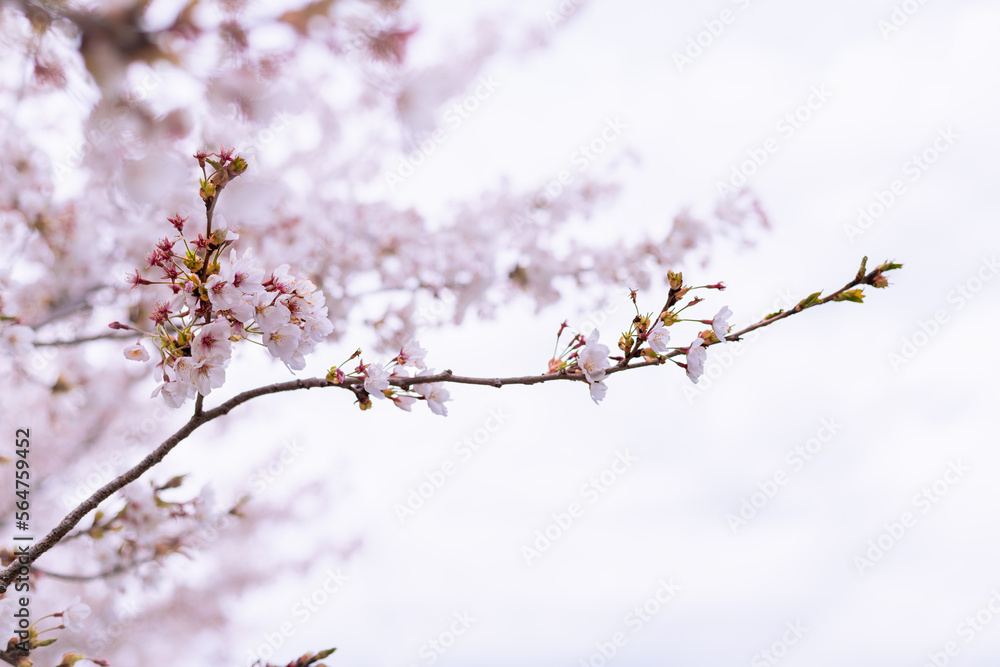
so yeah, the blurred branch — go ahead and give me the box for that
[34,332,134,347]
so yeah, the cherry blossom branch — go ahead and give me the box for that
[32,559,156,583]
[33,332,134,347]
[0,258,898,587]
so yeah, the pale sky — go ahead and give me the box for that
[158,1,1000,665]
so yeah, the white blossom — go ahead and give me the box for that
[392,395,417,412]
[223,248,265,297]
[589,379,607,404]
[265,323,303,365]
[418,381,451,416]
[0,323,33,355]
[713,306,733,343]
[398,340,427,370]
[175,355,227,396]
[191,319,232,363]
[647,320,671,354]
[62,596,91,632]
[578,329,611,383]
[363,363,391,399]
[205,275,243,312]
[686,337,707,384]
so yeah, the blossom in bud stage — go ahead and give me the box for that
[647,320,671,354]
[126,269,151,288]
[589,379,607,404]
[168,213,188,233]
[578,329,611,383]
[397,340,427,370]
[418,380,451,416]
[363,362,390,399]
[668,270,683,290]
[686,337,707,384]
[123,341,150,362]
[392,395,417,412]
[58,653,86,667]
[712,306,733,343]
[872,274,889,288]
[61,597,91,632]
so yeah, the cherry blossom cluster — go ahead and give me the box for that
[549,273,734,404]
[326,341,452,416]
[123,233,334,407]
[116,151,335,408]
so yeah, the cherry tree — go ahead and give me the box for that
[0,1,900,664]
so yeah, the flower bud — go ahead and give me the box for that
[668,270,683,290]
[660,310,679,325]
[210,227,228,246]
[183,250,203,272]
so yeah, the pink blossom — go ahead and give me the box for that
[205,275,243,312]
[397,340,427,370]
[191,319,232,363]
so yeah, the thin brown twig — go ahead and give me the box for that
[0,259,895,587]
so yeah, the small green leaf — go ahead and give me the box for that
[833,288,865,303]
[797,291,823,309]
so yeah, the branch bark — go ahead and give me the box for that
[0,258,896,587]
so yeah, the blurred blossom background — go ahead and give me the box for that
[1,0,999,665]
